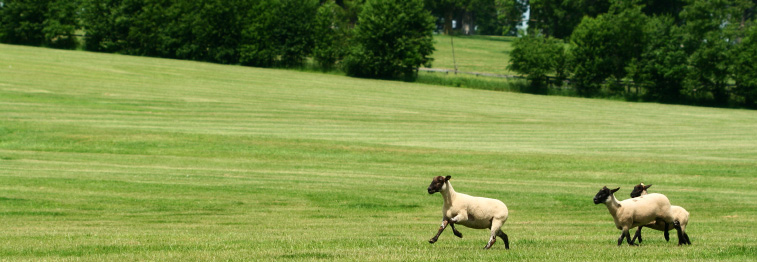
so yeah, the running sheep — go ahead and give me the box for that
[426,176,510,249]
[593,186,685,246]
[629,183,691,245]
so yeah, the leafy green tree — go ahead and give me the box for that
[343,0,435,80]
[680,0,751,105]
[81,0,143,52]
[493,0,529,36]
[626,16,688,102]
[731,24,757,107]
[312,1,350,69]
[0,0,78,48]
[530,0,611,38]
[568,2,646,96]
[424,0,463,34]
[126,0,175,57]
[0,0,47,46]
[240,0,319,67]
[42,0,79,49]
[507,34,566,90]
[170,0,251,63]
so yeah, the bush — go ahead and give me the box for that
[0,0,78,49]
[239,0,319,68]
[507,34,565,91]
[343,0,435,80]
[626,16,688,102]
[312,1,350,70]
[731,24,757,107]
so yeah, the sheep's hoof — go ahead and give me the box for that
[454,232,463,238]
[428,238,437,244]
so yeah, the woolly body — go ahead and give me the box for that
[439,187,509,229]
[593,186,683,245]
[642,205,689,231]
[634,186,689,232]
[606,193,674,230]
[629,183,691,245]
[427,176,510,249]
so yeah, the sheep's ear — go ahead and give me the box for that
[444,175,451,181]
[610,187,620,193]
[644,184,652,190]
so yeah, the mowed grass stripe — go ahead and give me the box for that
[1,44,756,260]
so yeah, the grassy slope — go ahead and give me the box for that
[429,35,517,75]
[1,44,756,261]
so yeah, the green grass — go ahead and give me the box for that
[430,34,517,75]
[1,43,756,261]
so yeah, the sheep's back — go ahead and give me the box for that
[450,193,508,221]
[618,193,672,226]
[671,205,689,228]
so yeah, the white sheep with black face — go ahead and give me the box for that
[593,186,686,246]
[629,183,691,245]
[426,176,510,249]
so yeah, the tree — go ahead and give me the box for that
[425,0,464,34]
[626,16,688,102]
[343,0,435,80]
[507,34,566,91]
[0,0,78,48]
[239,0,319,67]
[81,0,143,52]
[731,24,757,107]
[0,0,47,46]
[312,1,350,69]
[42,0,79,49]
[170,0,251,64]
[568,2,646,96]
[529,0,611,38]
[493,0,529,36]
[680,0,750,105]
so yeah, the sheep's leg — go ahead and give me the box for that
[449,211,468,224]
[620,228,637,246]
[450,223,463,238]
[626,230,637,246]
[428,220,448,244]
[496,229,510,250]
[663,221,670,241]
[672,220,685,246]
[484,219,505,249]
[683,232,691,245]
[631,226,643,244]
[484,235,496,249]
[617,231,626,246]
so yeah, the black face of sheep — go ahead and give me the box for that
[427,176,451,194]
[630,183,652,198]
[593,186,620,204]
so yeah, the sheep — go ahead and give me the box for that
[593,186,685,246]
[426,175,510,249]
[629,183,691,245]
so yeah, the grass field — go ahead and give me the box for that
[1,43,756,261]
[430,35,517,75]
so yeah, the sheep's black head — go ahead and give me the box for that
[593,186,619,204]
[428,176,451,194]
[630,183,652,198]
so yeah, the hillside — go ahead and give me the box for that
[429,35,517,75]
[1,44,756,261]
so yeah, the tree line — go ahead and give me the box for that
[511,0,757,108]
[1,0,756,108]
[0,0,434,80]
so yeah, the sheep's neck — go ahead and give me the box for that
[440,181,457,205]
[604,194,622,219]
